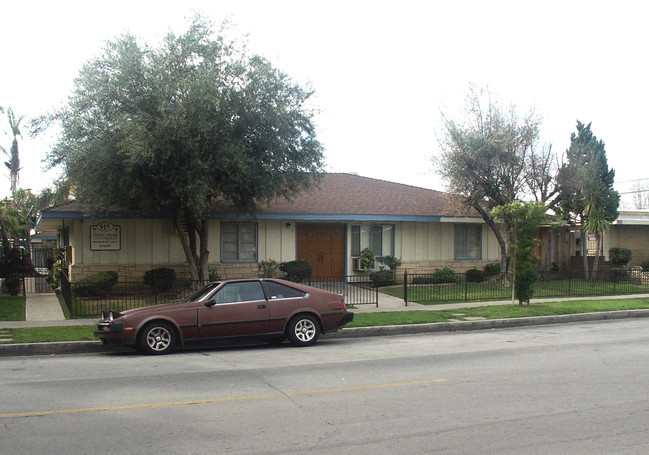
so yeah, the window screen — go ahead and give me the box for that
[454,224,482,260]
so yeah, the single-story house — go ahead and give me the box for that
[35,173,502,281]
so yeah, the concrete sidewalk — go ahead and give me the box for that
[352,292,649,313]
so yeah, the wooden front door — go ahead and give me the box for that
[297,224,346,277]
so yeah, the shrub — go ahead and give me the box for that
[611,267,630,282]
[73,271,118,297]
[641,260,649,272]
[433,267,459,284]
[483,262,501,278]
[465,268,484,283]
[377,255,402,271]
[609,247,632,267]
[360,248,375,270]
[369,270,396,287]
[258,259,280,278]
[144,268,176,293]
[412,277,436,285]
[5,273,21,295]
[208,266,221,281]
[279,260,312,282]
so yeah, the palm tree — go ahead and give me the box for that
[582,182,612,281]
[5,108,23,201]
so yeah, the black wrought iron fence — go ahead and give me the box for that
[61,274,379,318]
[61,276,207,318]
[403,268,649,304]
[306,275,379,307]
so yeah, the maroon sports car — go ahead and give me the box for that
[95,278,354,354]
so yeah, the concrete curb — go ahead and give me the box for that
[2,309,649,356]
[329,309,649,338]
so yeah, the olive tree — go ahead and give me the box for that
[47,16,324,281]
[436,86,556,274]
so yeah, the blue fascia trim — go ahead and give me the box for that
[39,210,446,223]
[39,211,167,220]
[217,213,444,223]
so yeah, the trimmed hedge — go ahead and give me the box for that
[143,268,176,293]
[72,271,118,296]
[465,268,484,283]
[609,248,632,267]
[369,270,396,287]
[279,260,312,283]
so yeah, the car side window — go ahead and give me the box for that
[264,281,306,299]
[212,282,266,304]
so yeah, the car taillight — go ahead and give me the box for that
[339,294,346,310]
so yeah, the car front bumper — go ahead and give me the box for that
[94,321,137,346]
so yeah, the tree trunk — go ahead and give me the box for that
[173,212,200,282]
[591,234,601,281]
[198,218,210,282]
[172,212,211,283]
[581,230,589,281]
[473,203,509,278]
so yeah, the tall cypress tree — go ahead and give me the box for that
[556,121,619,279]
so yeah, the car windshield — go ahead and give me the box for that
[182,282,220,302]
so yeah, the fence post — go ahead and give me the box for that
[404,270,408,306]
[464,273,468,302]
[375,285,379,308]
[59,270,73,315]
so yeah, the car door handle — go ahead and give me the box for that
[258,304,267,309]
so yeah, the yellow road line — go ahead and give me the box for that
[0,379,447,419]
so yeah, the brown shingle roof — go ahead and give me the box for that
[39,173,477,220]
[256,173,474,218]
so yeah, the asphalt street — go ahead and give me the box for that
[2,318,649,454]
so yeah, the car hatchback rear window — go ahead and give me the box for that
[265,282,306,299]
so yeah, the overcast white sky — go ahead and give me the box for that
[1,0,647,207]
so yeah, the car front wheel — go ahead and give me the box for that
[287,315,320,347]
[139,322,175,355]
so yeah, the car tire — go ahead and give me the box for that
[287,314,320,347]
[138,322,175,355]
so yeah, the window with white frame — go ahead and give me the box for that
[351,225,394,257]
[454,224,482,260]
[221,223,257,262]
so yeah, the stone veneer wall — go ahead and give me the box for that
[396,260,497,277]
[70,260,497,282]
[68,262,261,282]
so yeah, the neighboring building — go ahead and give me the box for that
[35,173,500,281]
[537,210,649,272]
[609,211,649,266]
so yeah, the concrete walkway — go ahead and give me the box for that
[25,293,66,321]
[0,293,97,329]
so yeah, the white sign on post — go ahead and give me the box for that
[91,223,121,251]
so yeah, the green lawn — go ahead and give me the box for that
[0,296,25,321]
[4,297,649,345]
[381,279,649,304]
[348,297,649,327]
[2,326,96,344]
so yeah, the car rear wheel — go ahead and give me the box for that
[287,314,320,347]
[139,322,175,355]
